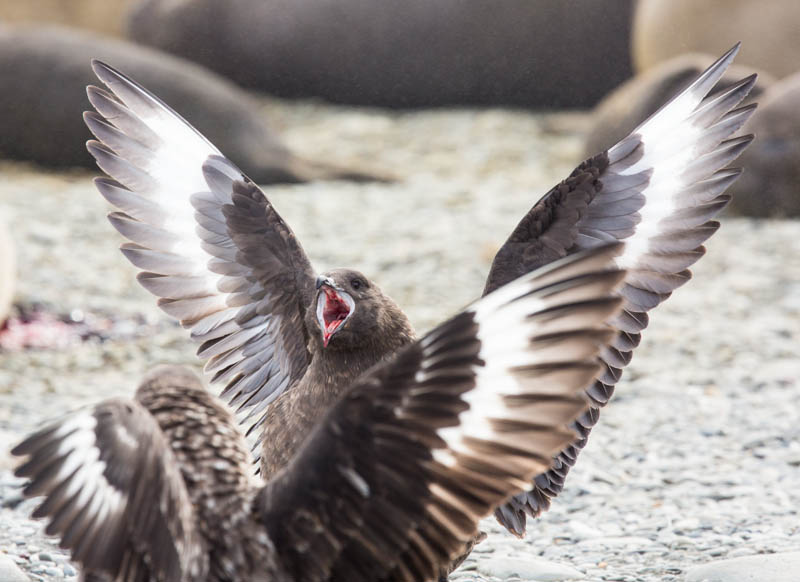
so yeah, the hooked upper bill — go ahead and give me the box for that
[316,285,355,347]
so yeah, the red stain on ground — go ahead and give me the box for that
[0,312,77,351]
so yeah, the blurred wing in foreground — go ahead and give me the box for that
[485,44,756,534]
[84,61,317,439]
[12,396,206,582]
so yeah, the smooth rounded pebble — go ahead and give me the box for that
[686,552,800,582]
[478,556,584,581]
[0,554,30,582]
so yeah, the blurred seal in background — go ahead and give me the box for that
[628,0,800,217]
[633,0,800,79]
[127,0,635,109]
[728,72,800,217]
[0,24,382,183]
[584,47,800,218]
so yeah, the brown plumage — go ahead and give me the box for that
[14,245,626,582]
[79,43,755,574]
[259,268,415,475]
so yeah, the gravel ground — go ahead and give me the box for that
[0,97,799,582]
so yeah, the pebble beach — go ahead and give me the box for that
[1,97,799,581]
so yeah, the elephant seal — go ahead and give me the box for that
[0,24,380,183]
[634,0,800,79]
[729,72,800,217]
[127,0,634,108]
[0,0,136,37]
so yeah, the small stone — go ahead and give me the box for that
[705,546,729,557]
[44,567,60,576]
[673,517,701,532]
[0,554,30,582]
[579,535,655,548]
[727,548,756,559]
[63,563,77,577]
[567,520,603,540]
[686,552,800,582]
[37,554,53,563]
[478,556,585,580]
[669,536,697,549]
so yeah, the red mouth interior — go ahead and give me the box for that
[322,288,350,346]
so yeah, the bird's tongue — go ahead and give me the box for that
[322,289,350,346]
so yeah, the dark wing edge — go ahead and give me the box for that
[491,44,757,534]
[257,244,626,582]
[482,152,610,296]
[12,398,206,582]
[197,157,316,440]
[84,60,317,446]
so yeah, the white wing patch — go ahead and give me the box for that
[431,248,623,470]
[87,63,313,435]
[44,413,125,519]
[604,44,754,270]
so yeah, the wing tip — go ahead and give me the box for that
[93,175,119,189]
[10,436,34,459]
[83,111,109,139]
[683,42,742,97]
[85,83,101,100]
[742,72,758,87]
[90,58,122,85]
[90,57,108,70]
[728,133,755,149]
[721,72,759,106]
[83,110,102,123]
[715,42,742,71]
[86,138,112,156]
[735,102,758,116]
[86,84,121,112]
[719,166,744,180]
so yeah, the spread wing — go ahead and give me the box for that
[12,399,206,582]
[84,60,316,438]
[258,244,625,582]
[485,44,757,534]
